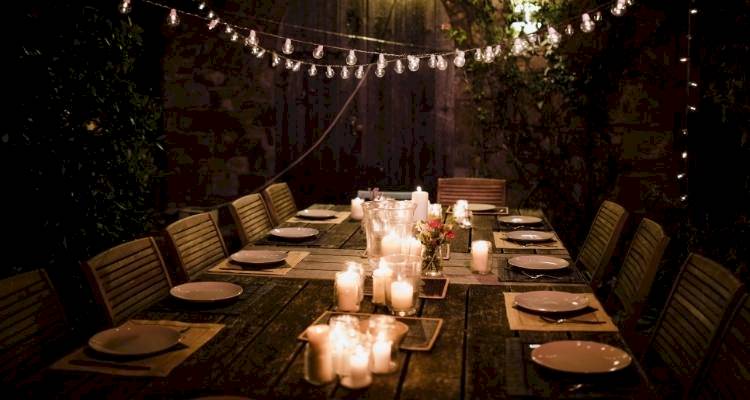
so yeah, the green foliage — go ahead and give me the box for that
[15,2,163,270]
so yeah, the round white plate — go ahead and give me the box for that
[296,209,337,220]
[505,230,555,242]
[89,325,181,356]
[498,215,543,224]
[170,281,243,303]
[269,227,319,240]
[508,255,569,271]
[230,250,287,265]
[514,291,589,313]
[531,340,632,374]
[467,203,496,212]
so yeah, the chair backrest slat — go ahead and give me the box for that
[262,182,298,225]
[437,178,506,206]
[647,253,744,394]
[576,200,628,287]
[0,269,69,384]
[165,212,228,281]
[83,237,172,326]
[229,193,274,245]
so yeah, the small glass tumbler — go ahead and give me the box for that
[334,270,361,312]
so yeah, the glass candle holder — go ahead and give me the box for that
[428,203,443,221]
[329,315,360,376]
[371,261,393,305]
[345,262,366,303]
[383,254,420,316]
[340,346,372,389]
[367,316,397,374]
[334,270,361,312]
[471,240,491,274]
[362,200,417,268]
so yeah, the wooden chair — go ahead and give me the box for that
[229,193,274,246]
[83,237,172,326]
[606,218,670,338]
[643,254,744,398]
[0,269,70,385]
[165,212,228,282]
[575,200,628,289]
[437,177,507,206]
[693,293,750,399]
[262,182,298,225]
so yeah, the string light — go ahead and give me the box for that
[119,0,131,14]
[325,66,335,78]
[207,18,219,30]
[436,55,448,70]
[355,66,365,79]
[282,38,294,55]
[580,13,595,33]
[308,65,317,77]
[245,30,258,47]
[394,59,405,74]
[428,54,437,69]
[341,66,351,79]
[407,55,420,72]
[453,50,466,67]
[346,50,357,66]
[565,24,574,35]
[198,2,205,10]
[167,9,179,27]
[483,46,494,63]
[547,27,561,46]
[271,53,280,67]
[313,45,324,59]
[611,0,628,16]
[375,66,386,78]
[594,11,603,22]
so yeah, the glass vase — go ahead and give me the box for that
[421,245,443,277]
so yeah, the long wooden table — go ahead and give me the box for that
[19,275,652,399]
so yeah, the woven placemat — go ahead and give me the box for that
[50,320,224,377]
[209,251,309,276]
[503,293,618,332]
[493,232,565,251]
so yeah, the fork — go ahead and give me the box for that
[513,269,561,280]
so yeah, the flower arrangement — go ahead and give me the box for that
[414,218,455,276]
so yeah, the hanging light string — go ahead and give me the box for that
[678,3,698,202]
[125,0,633,76]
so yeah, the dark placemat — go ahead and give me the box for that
[504,338,644,398]
[495,217,554,232]
[362,277,449,299]
[299,311,443,351]
[497,258,585,284]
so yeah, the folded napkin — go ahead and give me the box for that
[503,292,618,332]
[493,232,566,251]
[209,250,309,276]
[51,320,224,377]
[285,211,351,224]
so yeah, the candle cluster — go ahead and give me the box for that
[452,200,472,229]
[304,314,400,388]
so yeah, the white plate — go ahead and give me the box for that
[468,203,496,212]
[230,250,288,265]
[508,255,569,271]
[296,209,337,220]
[514,290,589,313]
[170,281,243,303]
[498,215,542,224]
[88,325,181,356]
[505,230,555,242]
[269,227,319,240]
[531,340,632,373]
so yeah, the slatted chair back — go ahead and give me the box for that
[0,270,69,384]
[646,253,744,395]
[230,193,274,246]
[575,200,628,288]
[694,294,750,399]
[262,182,298,225]
[609,218,670,333]
[83,237,172,326]
[165,212,228,281]
[437,177,507,207]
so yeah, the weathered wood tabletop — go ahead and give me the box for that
[19,276,651,399]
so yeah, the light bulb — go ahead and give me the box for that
[394,59,405,74]
[308,65,318,77]
[245,30,258,47]
[231,32,239,42]
[198,2,206,10]
[251,46,260,55]
[313,45,324,59]
[611,6,626,17]
[119,0,131,14]
[690,9,698,14]
[547,27,561,46]
[512,38,528,55]
[682,129,688,135]
[377,53,386,69]
[271,53,280,67]
[474,49,483,62]
[355,66,364,79]
[325,66,335,79]
[255,48,265,58]
[680,195,687,202]
[282,39,294,55]
[341,66,351,79]
[689,81,698,87]
[346,50,357,66]
[594,11,603,22]
[428,54,437,69]
[679,57,688,62]
[292,61,301,72]
[677,173,685,179]
[436,55,448,70]
[580,13,595,33]
[682,151,688,159]
[225,25,233,34]
[408,55,420,72]
[167,9,179,27]
[207,10,215,18]
[565,24,574,35]
[483,46,494,63]
[688,105,697,111]
[493,45,503,56]
[284,59,294,70]
[375,66,386,78]
[208,18,220,30]
[453,50,466,67]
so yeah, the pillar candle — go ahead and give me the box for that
[471,240,491,274]
[372,264,393,305]
[390,280,414,310]
[371,339,392,374]
[304,325,335,384]
[428,203,443,220]
[351,197,364,220]
[381,232,401,256]
[335,270,360,311]
[411,186,429,221]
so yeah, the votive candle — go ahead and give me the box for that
[381,232,401,256]
[471,240,491,274]
[372,263,393,305]
[351,197,364,220]
[371,338,392,374]
[342,347,372,389]
[390,280,414,310]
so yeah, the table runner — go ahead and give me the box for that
[209,251,309,276]
[503,292,618,332]
[285,211,351,224]
[50,320,224,377]
[493,232,566,251]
